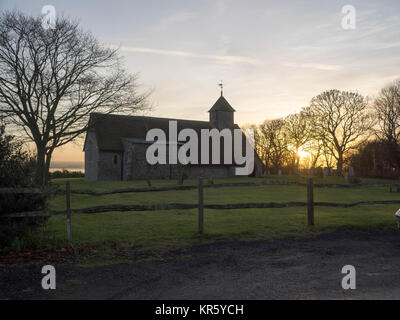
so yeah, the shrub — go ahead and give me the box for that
[50,169,84,179]
[0,125,47,248]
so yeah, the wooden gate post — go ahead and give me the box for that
[307,178,314,226]
[198,178,204,234]
[66,181,72,243]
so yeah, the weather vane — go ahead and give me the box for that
[218,80,223,96]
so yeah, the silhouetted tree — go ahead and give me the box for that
[259,119,291,173]
[307,90,374,173]
[0,11,150,186]
[375,80,400,144]
[350,140,400,178]
[284,111,310,170]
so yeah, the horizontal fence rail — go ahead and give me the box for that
[1,181,398,196]
[3,200,400,218]
[60,182,400,194]
[0,187,58,194]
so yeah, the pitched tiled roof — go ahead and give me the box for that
[86,113,214,152]
[208,96,236,112]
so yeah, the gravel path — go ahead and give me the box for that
[1,230,400,300]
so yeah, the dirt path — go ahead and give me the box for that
[1,230,400,300]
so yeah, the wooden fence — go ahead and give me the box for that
[1,179,400,242]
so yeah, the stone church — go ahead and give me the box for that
[84,94,264,181]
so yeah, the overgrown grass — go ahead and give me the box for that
[34,175,400,252]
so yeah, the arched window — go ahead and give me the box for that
[113,154,118,166]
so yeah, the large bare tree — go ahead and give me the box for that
[259,119,290,173]
[284,111,310,170]
[0,11,150,185]
[375,80,400,144]
[307,90,374,173]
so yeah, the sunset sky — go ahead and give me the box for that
[1,0,400,164]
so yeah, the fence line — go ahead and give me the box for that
[0,180,398,196]
[4,200,400,218]
[64,181,400,194]
[0,187,58,194]
[3,179,400,237]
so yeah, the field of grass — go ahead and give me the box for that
[36,175,400,252]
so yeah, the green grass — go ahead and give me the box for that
[36,175,400,252]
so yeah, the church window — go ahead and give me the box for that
[113,154,118,166]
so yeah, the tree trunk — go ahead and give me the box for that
[35,146,47,186]
[296,156,300,173]
[337,153,344,174]
[44,150,53,185]
[35,144,52,186]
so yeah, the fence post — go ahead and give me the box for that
[198,178,204,234]
[66,181,72,243]
[307,178,314,226]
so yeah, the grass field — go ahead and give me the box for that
[28,175,400,253]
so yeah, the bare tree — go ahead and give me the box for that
[303,139,322,169]
[284,111,310,170]
[0,11,150,185]
[242,123,266,166]
[375,80,400,144]
[259,119,290,173]
[307,90,374,173]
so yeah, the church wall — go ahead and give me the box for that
[128,144,181,180]
[84,132,99,181]
[210,110,234,130]
[122,143,236,180]
[97,151,123,181]
[122,140,134,180]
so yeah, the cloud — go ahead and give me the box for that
[282,61,342,71]
[156,11,196,30]
[106,44,259,65]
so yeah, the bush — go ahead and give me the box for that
[350,140,400,179]
[0,125,47,248]
[50,169,84,179]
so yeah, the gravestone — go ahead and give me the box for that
[323,167,329,177]
[278,169,282,176]
[316,167,324,178]
[348,166,355,177]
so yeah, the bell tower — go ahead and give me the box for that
[209,82,235,130]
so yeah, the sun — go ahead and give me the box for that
[297,147,310,159]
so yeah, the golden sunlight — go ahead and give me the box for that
[297,147,310,160]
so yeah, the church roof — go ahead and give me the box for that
[208,95,236,113]
[85,113,214,152]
